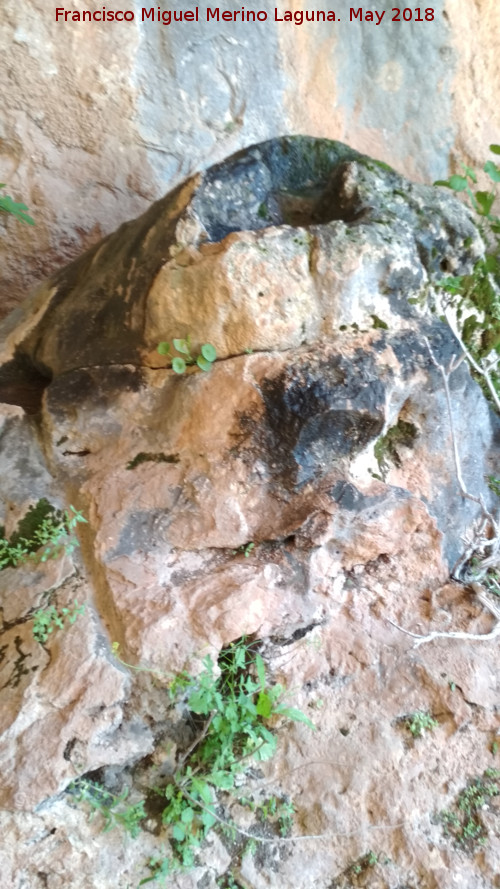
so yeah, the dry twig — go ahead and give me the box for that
[387,338,500,646]
[387,587,500,647]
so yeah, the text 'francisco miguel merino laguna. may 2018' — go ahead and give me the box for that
[54,6,436,25]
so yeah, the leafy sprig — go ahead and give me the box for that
[161,639,313,866]
[433,145,500,406]
[0,504,87,570]
[68,779,147,838]
[157,336,216,373]
[32,601,86,644]
[71,638,313,876]
[0,184,35,226]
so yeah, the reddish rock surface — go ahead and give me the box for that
[0,141,498,888]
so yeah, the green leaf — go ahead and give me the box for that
[254,741,276,760]
[0,191,35,225]
[200,343,216,362]
[258,725,276,745]
[484,254,499,274]
[255,653,267,691]
[370,314,389,330]
[201,810,217,830]
[461,163,477,183]
[208,771,234,790]
[490,144,500,155]
[244,676,259,695]
[172,357,186,374]
[157,341,170,356]
[433,179,453,188]
[187,689,211,714]
[448,175,468,192]
[233,643,246,670]
[181,807,194,824]
[200,654,214,675]
[171,823,185,841]
[484,161,500,183]
[462,316,479,340]
[256,691,272,718]
[196,356,213,372]
[192,779,212,805]
[173,338,190,355]
[475,191,496,216]
[436,275,463,293]
[275,706,315,729]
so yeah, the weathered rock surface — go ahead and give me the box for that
[2,0,500,318]
[0,138,499,888]
[0,136,482,380]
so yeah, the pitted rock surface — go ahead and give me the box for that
[0,139,498,889]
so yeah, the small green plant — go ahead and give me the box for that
[72,638,312,877]
[157,336,216,373]
[402,710,439,738]
[278,799,295,836]
[434,147,500,227]
[374,419,418,480]
[216,872,242,889]
[349,850,378,875]
[0,537,30,568]
[370,314,389,330]
[139,854,172,886]
[0,184,35,226]
[440,769,500,852]
[231,541,255,558]
[161,638,312,868]
[68,778,147,838]
[32,601,86,644]
[238,794,295,837]
[469,553,500,597]
[483,568,500,597]
[332,849,388,887]
[433,145,500,407]
[487,474,500,497]
[0,501,87,569]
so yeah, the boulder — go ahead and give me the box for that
[0,138,498,888]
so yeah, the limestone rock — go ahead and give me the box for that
[0,137,481,381]
[0,139,498,888]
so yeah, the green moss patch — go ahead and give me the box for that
[374,419,418,479]
[126,452,180,471]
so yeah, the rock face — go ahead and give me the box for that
[0,138,499,888]
[2,0,500,319]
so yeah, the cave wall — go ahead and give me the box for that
[1,0,499,316]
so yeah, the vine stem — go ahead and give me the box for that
[176,713,215,769]
[172,776,409,845]
[387,339,500,647]
[443,307,500,414]
[423,337,499,540]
